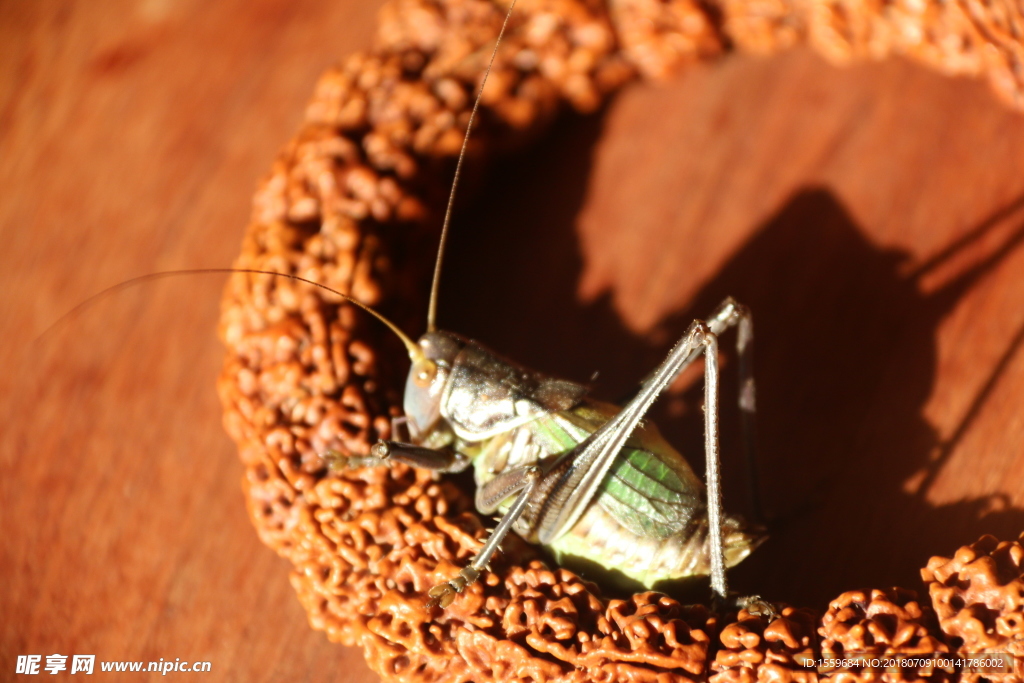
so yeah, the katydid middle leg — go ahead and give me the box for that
[426,464,542,608]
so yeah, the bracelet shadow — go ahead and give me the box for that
[436,102,1024,610]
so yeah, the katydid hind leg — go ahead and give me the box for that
[425,299,758,607]
[600,321,729,599]
[662,297,760,597]
[532,321,718,546]
[427,465,542,608]
[622,297,761,521]
[532,321,716,544]
[702,331,727,598]
[532,299,757,601]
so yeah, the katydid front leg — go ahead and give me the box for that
[323,441,470,473]
[527,312,741,600]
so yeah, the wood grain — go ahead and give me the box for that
[3,1,1024,682]
[0,0,384,680]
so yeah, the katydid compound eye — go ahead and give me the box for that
[414,360,437,386]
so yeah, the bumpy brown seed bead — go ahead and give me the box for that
[712,606,820,683]
[714,0,1024,110]
[922,534,1024,681]
[818,588,951,683]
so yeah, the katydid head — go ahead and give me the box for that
[403,331,465,440]
[214,270,458,443]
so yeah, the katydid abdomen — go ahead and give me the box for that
[462,398,762,589]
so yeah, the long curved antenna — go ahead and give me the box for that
[426,0,518,333]
[36,268,425,363]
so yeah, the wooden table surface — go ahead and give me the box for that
[3,1,1024,681]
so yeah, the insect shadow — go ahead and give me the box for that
[440,108,1024,609]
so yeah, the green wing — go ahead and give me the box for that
[599,447,699,539]
[528,400,705,541]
